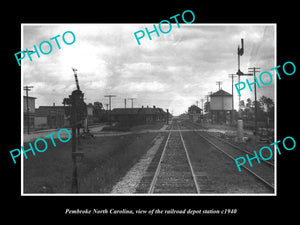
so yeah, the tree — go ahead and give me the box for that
[259,96,274,114]
[94,101,103,111]
[259,96,274,129]
[246,98,252,109]
[93,101,104,122]
[239,100,245,109]
[204,102,210,113]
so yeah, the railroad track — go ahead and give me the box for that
[181,122,275,192]
[148,122,200,194]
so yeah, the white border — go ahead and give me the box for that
[21,23,277,196]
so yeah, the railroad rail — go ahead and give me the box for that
[181,122,275,192]
[204,131,274,167]
[183,121,274,166]
[148,122,200,194]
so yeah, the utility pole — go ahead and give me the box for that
[166,109,169,125]
[229,74,237,124]
[216,81,222,90]
[124,98,127,109]
[104,95,116,111]
[205,95,210,112]
[127,98,136,109]
[104,95,116,124]
[24,85,34,134]
[248,67,260,133]
[206,91,212,114]
[235,38,253,112]
[237,73,253,112]
[200,99,204,115]
[207,91,213,123]
[228,74,237,110]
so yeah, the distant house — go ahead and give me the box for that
[35,104,69,129]
[188,105,202,122]
[110,106,167,124]
[111,108,141,124]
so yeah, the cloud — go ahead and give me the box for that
[22,24,275,115]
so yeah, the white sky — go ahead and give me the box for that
[22,23,275,115]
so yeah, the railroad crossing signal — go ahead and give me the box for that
[62,68,87,193]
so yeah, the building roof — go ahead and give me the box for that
[188,105,202,113]
[111,107,166,115]
[111,108,141,115]
[23,96,37,99]
[35,106,67,117]
[139,107,165,115]
[211,89,232,97]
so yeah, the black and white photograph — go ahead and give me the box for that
[21,23,276,195]
[4,3,299,220]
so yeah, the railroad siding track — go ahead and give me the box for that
[198,131,274,190]
[179,121,274,191]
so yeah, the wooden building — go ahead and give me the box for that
[35,105,69,129]
[210,89,233,124]
[111,106,167,125]
[188,105,202,122]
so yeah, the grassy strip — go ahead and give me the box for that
[24,132,158,193]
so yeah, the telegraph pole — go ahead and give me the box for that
[229,74,237,124]
[104,95,116,111]
[24,85,34,134]
[248,67,260,133]
[237,73,253,111]
[124,98,127,109]
[205,91,212,123]
[104,95,116,124]
[166,109,169,125]
[205,95,210,112]
[200,99,204,115]
[127,98,136,109]
[216,81,222,90]
[228,74,237,110]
